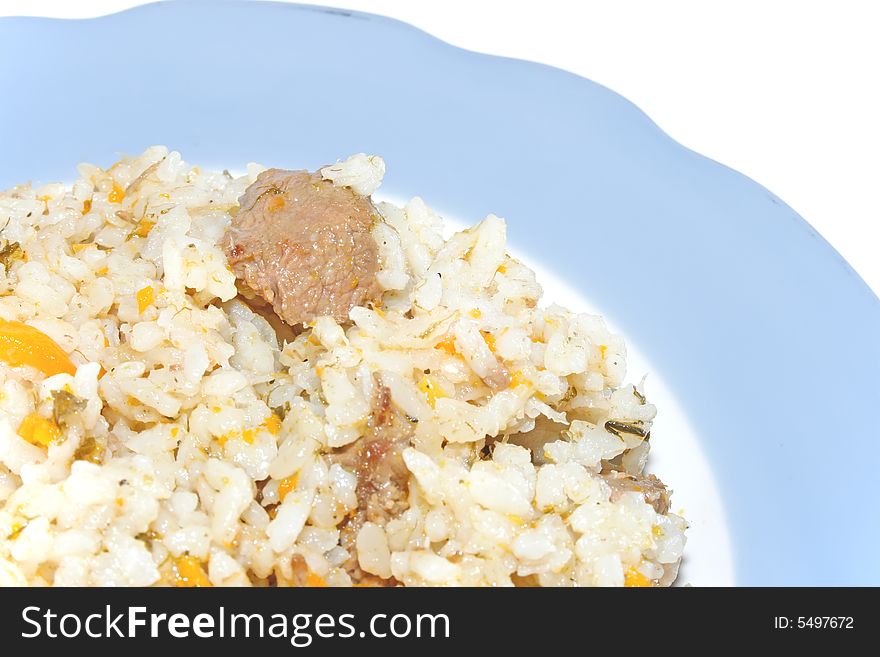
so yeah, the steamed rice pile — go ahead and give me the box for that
[0,147,686,587]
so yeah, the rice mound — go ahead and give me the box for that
[0,147,686,587]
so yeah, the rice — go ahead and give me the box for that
[0,147,686,587]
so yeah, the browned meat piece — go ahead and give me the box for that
[331,375,413,526]
[327,374,413,583]
[222,168,384,326]
[600,469,671,515]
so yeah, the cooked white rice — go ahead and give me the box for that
[0,147,685,587]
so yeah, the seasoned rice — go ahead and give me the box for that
[0,147,686,586]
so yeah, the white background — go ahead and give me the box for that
[3,0,879,297]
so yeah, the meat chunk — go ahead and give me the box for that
[600,469,671,515]
[223,168,384,326]
[330,376,413,525]
[327,374,413,583]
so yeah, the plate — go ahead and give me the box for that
[2,1,878,585]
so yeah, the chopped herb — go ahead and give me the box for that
[52,389,87,428]
[73,435,104,464]
[0,240,24,268]
[604,419,648,438]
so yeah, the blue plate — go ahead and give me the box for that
[2,1,878,585]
